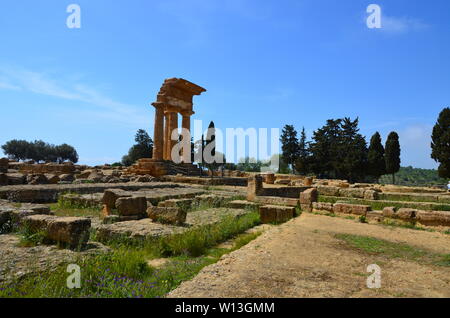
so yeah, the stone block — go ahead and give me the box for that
[158,198,193,212]
[247,175,263,201]
[22,215,91,248]
[338,188,366,199]
[264,173,276,185]
[312,202,334,213]
[45,174,60,184]
[364,190,379,200]
[333,203,371,216]
[116,196,147,217]
[396,208,417,220]
[227,200,259,209]
[102,189,132,209]
[259,205,295,224]
[0,173,7,186]
[416,211,450,227]
[147,206,187,225]
[382,207,397,218]
[317,186,340,197]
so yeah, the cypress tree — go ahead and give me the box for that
[280,125,300,174]
[385,131,401,184]
[431,107,450,178]
[367,132,386,181]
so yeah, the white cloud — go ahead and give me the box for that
[0,66,148,127]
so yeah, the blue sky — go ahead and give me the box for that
[0,0,449,168]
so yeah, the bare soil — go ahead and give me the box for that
[168,213,450,298]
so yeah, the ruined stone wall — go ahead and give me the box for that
[18,163,76,175]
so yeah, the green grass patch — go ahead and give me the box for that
[232,231,262,250]
[336,233,450,267]
[0,247,220,298]
[157,212,260,257]
[0,212,262,298]
[18,225,48,247]
[380,218,432,232]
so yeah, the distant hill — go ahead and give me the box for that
[379,166,447,187]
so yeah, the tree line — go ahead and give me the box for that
[280,117,401,183]
[1,140,79,163]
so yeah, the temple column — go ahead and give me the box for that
[180,111,194,163]
[163,112,170,160]
[181,112,192,133]
[167,111,178,161]
[151,103,164,161]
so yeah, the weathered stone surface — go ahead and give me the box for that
[147,206,187,225]
[0,173,8,186]
[338,188,366,199]
[227,200,259,210]
[264,173,276,185]
[333,203,371,216]
[96,208,249,242]
[0,234,109,284]
[247,175,263,201]
[274,179,291,185]
[0,209,13,233]
[0,158,8,173]
[158,198,193,212]
[366,210,383,222]
[116,196,147,217]
[396,208,417,220]
[416,211,450,226]
[7,173,26,185]
[102,189,132,209]
[22,215,91,248]
[59,174,75,182]
[382,207,397,218]
[44,174,60,184]
[259,205,295,224]
[317,186,340,197]
[27,174,49,185]
[19,162,75,176]
[364,190,379,200]
[60,193,103,209]
[300,188,318,212]
[193,194,226,208]
[253,196,299,207]
[304,177,313,186]
[132,175,156,183]
[312,202,334,213]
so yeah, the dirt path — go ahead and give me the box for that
[168,213,450,298]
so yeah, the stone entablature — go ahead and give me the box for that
[152,78,206,162]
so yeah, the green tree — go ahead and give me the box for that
[336,118,368,182]
[309,119,342,178]
[294,127,310,175]
[1,139,78,163]
[431,107,450,178]
[122,129,153,166]
[204,121,217,177]
[280,125,300,173]
[237,157,263,172]
[55,144,79,163]
[367,132,386,180]
[1,140,31,161]
[385,131,401,184]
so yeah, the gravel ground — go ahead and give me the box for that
[168,213,450,298]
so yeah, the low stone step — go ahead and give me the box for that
[259,205,295,224]
[226,200,259,209]
[22,215,91,249]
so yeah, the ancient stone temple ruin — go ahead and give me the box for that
[126,78,206,177]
